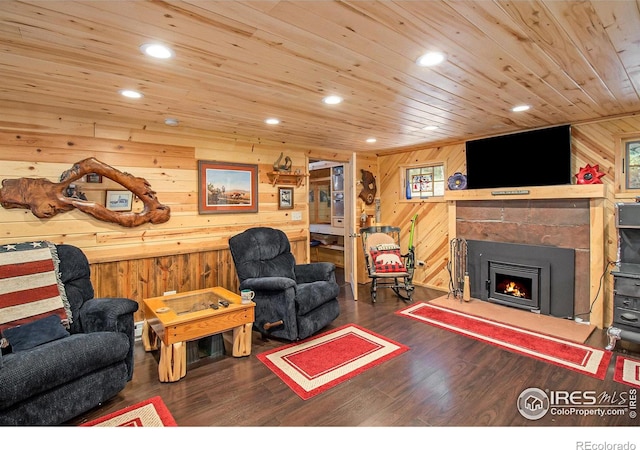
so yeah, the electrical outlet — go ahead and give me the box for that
[134,321,143,340]
[163,290,176,296]
[292,211,302,221]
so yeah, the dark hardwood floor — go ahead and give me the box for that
[67,270,639,430]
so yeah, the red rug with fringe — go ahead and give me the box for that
[81,396,177,427]
[257,323,409,400]
[397,302,611,379]
[614,355,640,388]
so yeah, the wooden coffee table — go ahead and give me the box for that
[142,287,255,382]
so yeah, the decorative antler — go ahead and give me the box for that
[0,157,170,227]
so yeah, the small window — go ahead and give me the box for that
[403,163,445,199]
[616,135,640,193]
[624,139,640,189]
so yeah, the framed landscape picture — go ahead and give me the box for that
[198,161,258,214]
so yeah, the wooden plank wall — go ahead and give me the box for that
[571,115,640,326]
[376,142,465,292]
[0,108,353,322]
[1,104,639,326]
[377,116,640,327]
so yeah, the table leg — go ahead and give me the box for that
[158,341,187,382]
[231,322,253,357]
[141,320,158,351]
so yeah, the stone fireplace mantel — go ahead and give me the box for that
[445,184,606,328]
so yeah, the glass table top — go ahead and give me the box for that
[161,291,230,315]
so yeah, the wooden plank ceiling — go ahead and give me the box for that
[0,0,639,152]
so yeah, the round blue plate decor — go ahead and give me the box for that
[447,172,467,190]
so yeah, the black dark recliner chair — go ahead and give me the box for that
[0,243,138,425]
[229,227,340,341]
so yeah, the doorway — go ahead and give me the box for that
[309,157,358,300]
[309,160,345,269]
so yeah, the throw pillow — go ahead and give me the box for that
[2,314,70,352]
[370,248,406,273]
[0,241,72,334]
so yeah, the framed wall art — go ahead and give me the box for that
[198,161,258,214]
[85,173,102,183]
[278,187,294,210]
[105,190,133,212]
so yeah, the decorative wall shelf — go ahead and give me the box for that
[267,171,307,187]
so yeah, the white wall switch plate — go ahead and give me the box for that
[134,321,143,340]
[292,211,302,221]
[163,290,177,296]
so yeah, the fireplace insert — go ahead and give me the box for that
[467,240,575,318]
[489,261,541,311]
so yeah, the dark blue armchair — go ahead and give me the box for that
[229,227,340,341]
[0,244,138,425]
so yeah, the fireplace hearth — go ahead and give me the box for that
[467,240,575,318]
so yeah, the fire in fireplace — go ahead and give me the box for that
[467,240,575,319]
[501,279,527,297]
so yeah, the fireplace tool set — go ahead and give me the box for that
[448,238,470,302]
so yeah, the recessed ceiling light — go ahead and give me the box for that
[140,43,174,59]
[416,52,446,67]
[164,118,179,126]
[119,89,143,99]
[366,138,377,143]
[512,105,531,112]
[323,95,343,105]
[265,118,280,125]
[423,125,439,131]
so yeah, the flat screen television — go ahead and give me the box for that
[465,124,572,190]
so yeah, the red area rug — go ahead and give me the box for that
[397,302,611,379]
[257,323,409,400]
[614,355,640,388]
[81,396,177,427]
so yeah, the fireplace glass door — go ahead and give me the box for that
[488,261,541,311]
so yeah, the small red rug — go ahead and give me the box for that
[81,396,177,427]
[614,355,640,388]
[397,302,611,379]
[257,323,409,400]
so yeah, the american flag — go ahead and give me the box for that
[0,241,70,332]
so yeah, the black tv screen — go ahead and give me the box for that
[465,125,572,190]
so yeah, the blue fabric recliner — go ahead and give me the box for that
[0,244,138,425]
[229,227,340,341]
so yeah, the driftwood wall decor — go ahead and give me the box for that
[0,158,170,227]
